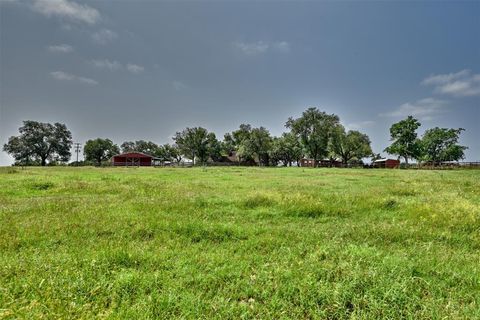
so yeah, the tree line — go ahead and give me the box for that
[3,108,467,167]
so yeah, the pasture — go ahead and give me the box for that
[0,166,479,319]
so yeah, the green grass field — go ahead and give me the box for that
[0,167,479,319]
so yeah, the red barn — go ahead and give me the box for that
[111,152,160,166]
[372,158,400,169]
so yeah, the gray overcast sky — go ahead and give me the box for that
[1,0,479,165]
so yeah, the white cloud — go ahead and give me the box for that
[422,69,480,97]
[421,70,469,85]
[32,0,100,25]
[126,63,144,74]
[50,71,74,81]
[272,41,291,53]
[381,98,448,121]
[47,44,73,53]
[233,40,290,56]
[346,120,375,131]
[90,60,145,74]
[92,29,117,45]
[91,59,121,70]
[233,41,269,56]
[172,80,187,91]
[76,76,98,85]
[50,71,98,85]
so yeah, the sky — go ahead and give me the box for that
[1,0,479,165]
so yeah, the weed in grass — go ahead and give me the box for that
[0,167,19,174]
[243,194,276,209]
[30,181,55,190]
[172,223,247,243]
[383,199,398,210]
[281,194,351,218]
[105,251,145,269]
[131,227,155,241]
[286,203,328,218]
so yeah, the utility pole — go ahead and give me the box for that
[74,143,81,166]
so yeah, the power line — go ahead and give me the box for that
[74,143,81,165]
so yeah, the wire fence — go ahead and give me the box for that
[399,162,480,170]
[12,160,480,170]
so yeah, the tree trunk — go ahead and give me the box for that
[41,157,47,166]
[404,156,409,165]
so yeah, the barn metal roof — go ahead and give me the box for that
[112,152,156,159]
[373,158,399,162]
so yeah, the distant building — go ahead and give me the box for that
[224,151,258,166]
[111,152,161,166]
[372,158,400,169]
[225,151,239,163]
[300,158,316,167]
[299,158,343,167]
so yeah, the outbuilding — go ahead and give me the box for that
[111,152,161,166]
[299,158,343,167]
[372,158,400,169]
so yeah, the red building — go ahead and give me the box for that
[372,158,400,169]
[111,152,160,166]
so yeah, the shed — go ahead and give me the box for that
[372,158,400,169]
[111,152,161,166]
[299,158,343,167]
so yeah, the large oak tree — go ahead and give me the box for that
[330,125,372,164]
[84,138,120,166]
[270,132,303,166]
[240,127,273,166]
[120,140,159,155]
[173,127,210,165]
[286,108,340,166]
[384,116,422,164]
[3,120,72,166]
[421,127,467,164]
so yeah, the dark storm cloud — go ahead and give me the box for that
[1,0,479,164]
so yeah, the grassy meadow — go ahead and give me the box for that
[0,166,479,319]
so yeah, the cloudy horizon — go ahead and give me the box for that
[1,0,479,164]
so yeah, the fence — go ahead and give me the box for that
[400,162,480,170]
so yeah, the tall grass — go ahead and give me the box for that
[0,167,479,319]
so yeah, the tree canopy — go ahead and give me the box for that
[84,138,120,166]
[4,108,470,167]
[286,108,340,166]
[384,116,422,164]
[206,133,223,162]
[330,126,372,164]
[155,144,182,164]
[240,127,273,166]
[224,124,275,166]
[270,132,303,166]
[120,140,159,155]
[173,127,211,165]
[421,127,467,163]
[225,124,255,163]
[3,120,72,166]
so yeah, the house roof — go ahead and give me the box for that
[373,158,399,162]
[112,152,156,159]
[301,158,342,162]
